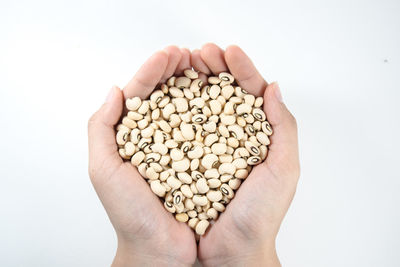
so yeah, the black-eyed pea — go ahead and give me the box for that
[145,152,161,163]
[244,94,255,106]
[150,90,164,104]
[187,146,204,159]
[189,97,205,108]
[202,106,212,117]
[140,126,154,138]
[162,103,175,119]
[245,124,256,136]
[256,132,270,146]
[177,172,192,184]
[209,100,222,115]
[192,114,207,124]
[196,178,209,194]
[245,114,255,124]
[121,117,136,129]
[173,97,189,113]
[252,108,266,121]
[220,184,234,199]
[160,170,170,182]
[247,156,262,165]
[149,162,163,173]
[232,158,248,169]
[193,195,208,206]
[253,120,261,131]
[202,121,216,133]
[208,178,222,189]
[181,185,193,198]
[169,114,181,128]
[118,148,130,160]
[116,124,131,133]
[226,146,234,155]
[116,129,129,146]
[181,141,192,154]
[175,202,185,213]
[170,148,184,161]
[165,139,178,149]
[188,217,199,228]
[173,191,184,206]
[127,111,143,121]
[171,158,190,172]
[146,167,159,180]
[137,118,148,130]
[167,176,182,189]
[151,143,168,155]
[234,86,247,98]
[206,208,218,220]
[131,151,145,166]
[212,202,225,212]
[172,129,185,142]
[261,121,273,135]
[150,180,166,197]
[235,168,249,179]
[236,103,252,115]
[175,76,191,88]
[227,124,244,140]
[191,171,204,181]
[201,154,219,169]
[220,114,236,125]
[175,213,189,223]
[245,141,260,156]
[164,201,175,213]
[190,79,203,93]
[224,101,235,115]
[190,182,199,194]
[180,123,195,141]
[221,85,234,99]
[219,72,234,83]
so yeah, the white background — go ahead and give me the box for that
[1,0,399,266]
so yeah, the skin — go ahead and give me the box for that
[88,44,299,267]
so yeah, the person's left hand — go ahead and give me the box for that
[88,46,197,266]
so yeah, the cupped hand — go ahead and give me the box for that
[88,46,196,267]
[192,44,300,266]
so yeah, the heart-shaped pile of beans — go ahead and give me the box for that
[115,69,273,235]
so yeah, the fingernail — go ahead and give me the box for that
[274,82,283,103]
[106,86,116,103]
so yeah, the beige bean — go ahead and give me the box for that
[198,212,208,220]
[204,169,219,179]
[209,99,222,115]
[260,145,268,160]
[122,117,136,129]
[219,154,233,163]
[145,152,161,163]
[208,76,221,84]
[124,142,135,156]
[175,213,189,222]
[177,172,192,184]
[223,101,235,115]
[229,178,241,190]
[165,139,178,149]
[237,116,246,127]
[235,86,247,98]
[211,143,227,155]
[204,133,219,147]
[218,163,236,175]
[187,146,204,159]
[138,101,150,114]
[235,169,249,179]
[170,148,184,161]
[188,217,199,228]
[173,97,189,113]
[172,158,190,172]
[180,123,195,140]
[126,97,142,111]
[209,85,221,99]
[116,129,129,145]
[203,121,216,133]
[220,114,236,125]
[190,181,199,194]
[185,198,195,210]
[256,132,270,146]
[254,96,263,107]
[184,69,198,79]
[169,87,184,98]
[127,111,143,121]
[193,195,208,206]
[167,76,176,87]
[167,176,182,189]
[175,202,185,213]
[232,158,248,169]
[227,137,239,148]
[218,125,230,137]
[190,79,203,93]
[162,103,175,119]
[158,95,170,108]
[150,143,168,155]
[196,178,209,194]
[212,202,225,212]
[181,184,193,198]
[195,220,210,235]
[236,103,252,115]
[221,85,234,99]
[118,148,130,160]
[244,94,255,106]
[208,178,222,189]
[146,167,159,180]
[160,170,170,182]
[137,163,147,178]
[150,180,166,197]
[206,208,218,220]
[161,83,169,94]
[175,76,191,88]
[131,151,145,166]
[158,120,172,133]
[206,190,223,202]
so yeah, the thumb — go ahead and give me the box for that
[263,82,300,179]
[88,86,124,181]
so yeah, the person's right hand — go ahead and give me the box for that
[88,46,197,267]
[192,44,300,266]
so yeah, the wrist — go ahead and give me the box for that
[201,242,280,267]
[113,239,191,267]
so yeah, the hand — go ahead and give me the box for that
[88,46,197,266]
[192,44,300,266]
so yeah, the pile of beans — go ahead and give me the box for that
[115,69,273,235]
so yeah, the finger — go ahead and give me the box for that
[263,82,299,177]
[191,49,211,75]
[224,45,267,97]
[161,46,182,82]
[88,86,124,181]
[200,43,228,75]
[175,48,191,75]
[123,50,168,99]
